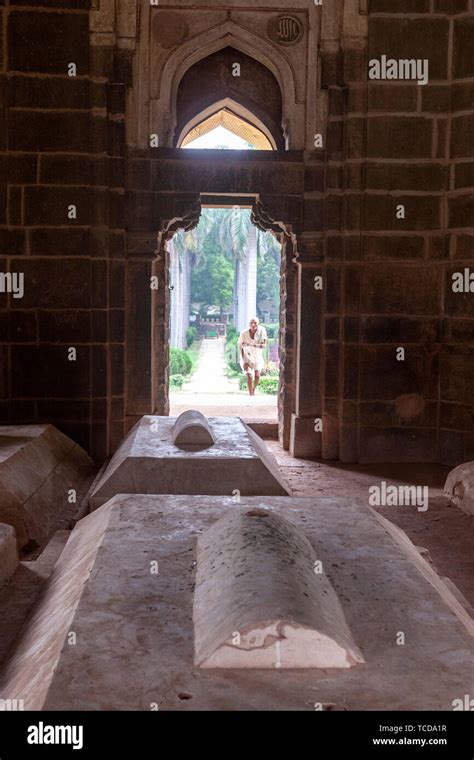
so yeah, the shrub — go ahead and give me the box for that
[186,326,197,347]
[170,374,185,389]
[170,348,192,376]
[258,376,279,394]
[225,334,240,373]
[239,375,279,394]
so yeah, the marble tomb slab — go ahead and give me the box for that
[89,415,290,508]
[1,494,472,711]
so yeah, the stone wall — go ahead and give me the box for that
[319,0,474,463]
[1,0,95,455]
[0,0,130,461]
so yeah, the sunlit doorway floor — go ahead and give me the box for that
[169,337,277,419]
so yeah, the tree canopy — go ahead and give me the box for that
[173,207,281,319]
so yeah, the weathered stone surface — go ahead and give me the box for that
[367,118,433,159]
[0,425,94,548]
[361,316,439,344]
[10,0,90,6]
[194,509,364,669]
[8,12,89,74]
[90,416,290,508]
[7,76,89,109]
[449,194,474,229]
[0,523,17,587]
[361,235,424,260]
[421,85,450,114]
[9,258,90,309]
[9,112,91,153]
[368,19,449,81]
[455,162,474,190]
[453,18,474,79]
[444,462,474,515]
[360,263,440,314]
[368,84,418,113]
[451,115,474,158]
[363,195,441,230]
[434,0,468,10]
[359,427,438,463]
[453,235,474,259]
[369,0,430,10]
[0,494,472,710]
[28,228,90,257]
[365,164,447,192]
[39,156,96,185]
[359,346,437,401]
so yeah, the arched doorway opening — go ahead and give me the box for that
[168,202,282,422]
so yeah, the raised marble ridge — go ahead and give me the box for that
[193,508,365,669]
[172,410,215,449]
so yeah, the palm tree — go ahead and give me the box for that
[170,207,281,346]
[216,207,257,332]
[170,212,216,348]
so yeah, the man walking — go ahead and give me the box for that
[238,317,267,396]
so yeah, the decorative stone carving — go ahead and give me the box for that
[156,194,201,249]
[268,15,304,47]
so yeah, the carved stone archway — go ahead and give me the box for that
[148,19,304,149]
[149,191,298,449]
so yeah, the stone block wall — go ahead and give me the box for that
[0,0,128,461]
[320,0,474,464]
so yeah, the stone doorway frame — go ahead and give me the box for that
[154,192,297,450]
[124,148,321,458]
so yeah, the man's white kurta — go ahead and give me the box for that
[238,326,267,373]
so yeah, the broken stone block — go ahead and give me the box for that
[89,415,290,508]
[0,524,18,588]
[444,461,474,515]
[193,509,365,669]
[172,410,215,450]
[0,425,94,549]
